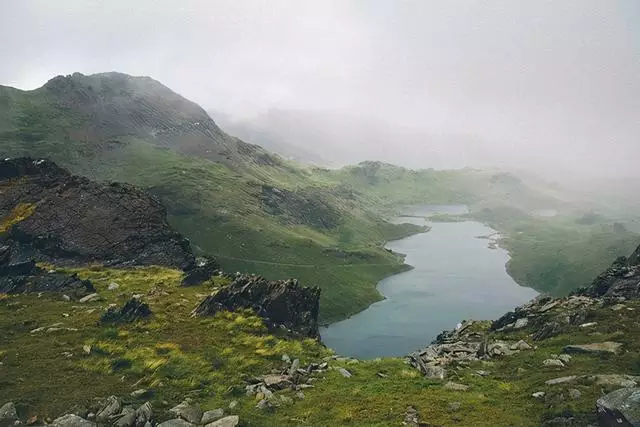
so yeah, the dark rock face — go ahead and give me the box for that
[596,387,640,426]
[181,256,219,286]
[0,244,95,298]
[576,245,640,300]
[192,275,320,338]
[0,158,197,270]
[101,298,152,324]
[260,185,339,229]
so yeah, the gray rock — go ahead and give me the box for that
[169,400,202,424]
[511,340,532,351]
[543,359,565,368]
[256,399,270,410]
[62,294,71,301]
[0,402,17,423]
[448,402,461,412]
[423,365,445,379]
[281,354,291,364]
[113,407,136,427]
[108,282,120,290]
[96,396,122,423]
[563,342,623,355]
[338,368,352,378]
[201,409,224,425]
[261,374,291,390]
[204,416,239,427]
[545,376,578,386]
[513,318,529,329]
[156,419,195,427]
[444,382,469,391]
[51,414,96,427]
[135,402,153,427]
[557,354,572,364]
[288,358,300,376]
[532,392,545,399]
[227,401,237,410]
[79,293,100,303]
[597,387,640,426]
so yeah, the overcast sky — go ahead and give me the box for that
[2,1,639,179]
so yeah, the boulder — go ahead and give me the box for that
[563,342,623,355]
[101,298,152,324]
[182,256,219,286]
[201,409,224,425]
[169,400,202,424]
[113,407,136,427]
[192,275,320,338]
[543,359,565,368]
[134,402,153,427]
[96,396,122,423]
[204,415,239,427]
[338,368,352,378]
[0,402,17,426]
[51,414,96,427]
[157,420,195,427]
[597,387,640,426]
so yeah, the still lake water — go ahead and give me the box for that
[321,205,538,359]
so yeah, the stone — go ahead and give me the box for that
[448,402,461,412]
[338,368,352,378]
[113,407,136,427]
[288,359,300,376]
[108,282,120,290]
[475,370,490,377]
[532,392,545,399]
[403,406,421,426]
[579,322,597,328]
[203,416,239,427]
[423,365,446,379]
[281,354,291,364]
[545,376,578,386]
[543,359,565,368]
[181,256,219,286]
[557,354,571,364]
[611,304,627,311]
[295,391,305,400]
[169,400,202,424]
[513,318,529,329]
[261,374,291,390]
[51,414,96,427]
[82,345,91,355]
[564,341,623,355]
[511,340,532,351]
[79,293,100,303]
[96,396,122,423]
[0,402,18,422]
[593,374,640,388]
[62,294,71,301]
[134,402,153,427]
[228,401,237,410]
[201,409,224,425]
[157,420,195,427]
[568,389,581,400]
[191,275,320,338]
[597,387,640,426]
[256,400,270,410]
[101,298,152,324]
[444,381,469,391]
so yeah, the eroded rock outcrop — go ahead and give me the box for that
[192,274,320,338]
[576,244,640,300]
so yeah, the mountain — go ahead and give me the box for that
[0,72,637,321]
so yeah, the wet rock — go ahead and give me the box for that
[563,342,622,355]
[101,298,152,324]
[203,416,239,427]
[96,396,121,423]
[192,275,320,338]
[51,414,96,427]
[201,409,224,425]
[597,387,640,426]
[169,400,202,424]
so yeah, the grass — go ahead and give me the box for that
[0,202,36,232]
[3,264,639,425]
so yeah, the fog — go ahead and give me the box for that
[2,0,639,180]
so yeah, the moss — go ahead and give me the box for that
[0,202,36,232]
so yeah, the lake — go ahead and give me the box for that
[321,205,538,359]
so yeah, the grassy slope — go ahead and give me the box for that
[2,265,639,426]
[321,161,640,296]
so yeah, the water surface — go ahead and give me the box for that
[321,205,537,358]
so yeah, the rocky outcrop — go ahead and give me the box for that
[0,244,95,298]
[101,297,152,324]
[576,244,640,300]
[0,158,197,269]
[192,274,320,338]
[0,158,217,286]
[596,388,640,426]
